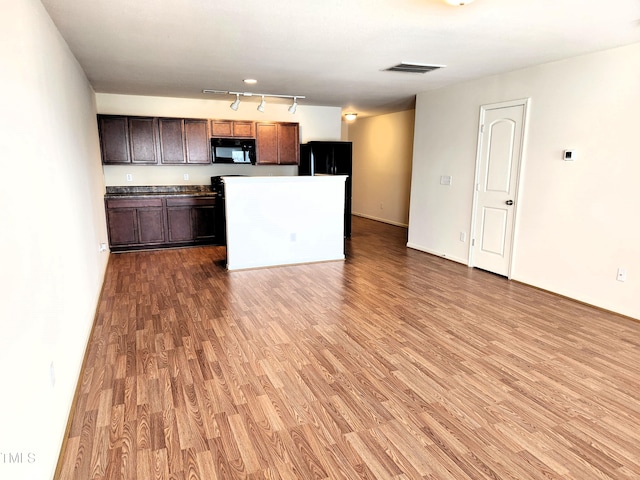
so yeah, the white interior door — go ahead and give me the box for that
[471,99,528,277]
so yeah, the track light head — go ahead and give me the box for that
[288,97,298,114]
[230,93,240,111]
[257,96,266,112]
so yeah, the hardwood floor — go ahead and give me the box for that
[56,216,640,479]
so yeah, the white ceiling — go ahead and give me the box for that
[41,0,640,117]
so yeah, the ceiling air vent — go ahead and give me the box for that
[384,63,445,74]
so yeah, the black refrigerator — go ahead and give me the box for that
[299,141,352,238]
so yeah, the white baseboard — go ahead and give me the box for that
[405,242,468,265]
[352,212,408,228]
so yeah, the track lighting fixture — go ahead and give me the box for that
[203,89,305,114]
[288,97,298,114]
[230,93,240,111]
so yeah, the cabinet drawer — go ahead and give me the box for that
[106,197,163,209]
[165,197,216,207]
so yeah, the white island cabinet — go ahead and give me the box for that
[222,175,347,271]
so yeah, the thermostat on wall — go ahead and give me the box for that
[563,150,576,161]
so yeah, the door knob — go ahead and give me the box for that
[505,200,514,205]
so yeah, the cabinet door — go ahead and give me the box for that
[210,120,233,137]
[166,207,193,242]
[193,205,216,241]
[255,123,279,164]
[184,119,210,164]
[137,208,165,243]
[99,115,131,164]
[106,198,165,248]
[158,118,186,164]
[106,208,137,245]
[278,123,300,165]
[211,120,256,138]
[232,121,255,138]
[128,117,158,164]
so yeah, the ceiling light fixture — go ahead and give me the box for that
[444,0,474,5]
[230,93,240,111]
[344,113,357,122]
[288,97,298,114]
[203,89,305,114]
[243,78,258,84]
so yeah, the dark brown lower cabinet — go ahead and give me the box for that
[193,203,216,240]
[166,206,193,243]
[166,197,217,244]
[105,195,218,251]
[106,198,165,248]
[136,208,166,243]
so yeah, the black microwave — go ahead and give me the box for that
[211,138,256,164]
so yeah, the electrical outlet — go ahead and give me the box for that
[617,268,627,282]
[460,232,466,242]
[126,173,133,182]
[183,173,189,181]
[99,243,107,253]
[50,362,55,387]
[380,202,384,210]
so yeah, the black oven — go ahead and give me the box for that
[211,175,245,245]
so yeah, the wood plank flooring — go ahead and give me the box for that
[56,216,640,479]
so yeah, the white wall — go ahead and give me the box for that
[348,110,415,227]
[409,42,640,319]
[97,93,342,186]
[224,176,346,270]
[0,0,109,478]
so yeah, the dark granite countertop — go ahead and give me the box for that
[105,185,216,198]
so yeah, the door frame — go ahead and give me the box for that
[468,98,531,279]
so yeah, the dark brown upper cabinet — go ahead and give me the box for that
[158,118,186,164]
[99,115,300,166]
[255,122,300,165]
[128,117,159,164]
[99,116,130,164]
[210,120,255,138]
[99,115,211,165]
[158,118,211,165]
[98,115,159,164]
[184,119,211,164]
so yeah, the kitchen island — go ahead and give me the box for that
[222,175,347,270]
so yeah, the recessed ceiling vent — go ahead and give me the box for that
[384,63,445,74]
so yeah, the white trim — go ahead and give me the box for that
[406,242,468,265]
[353,212,408,228]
